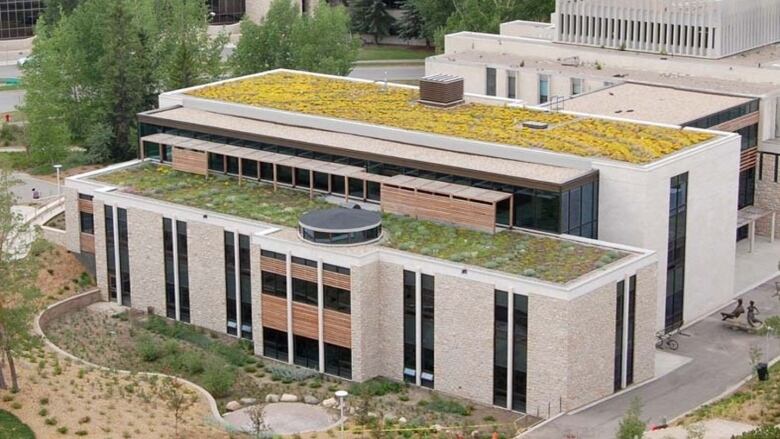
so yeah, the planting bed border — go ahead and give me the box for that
[34,289,230,429]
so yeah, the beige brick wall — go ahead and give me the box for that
[566,282,616,410]
[527,293,569,417]
[350,260,382,382]
[187,221,227,334]
[756,155,780,237]
[127,208,166,314]
[378,261,405,381]
[251,243,264,355]
[633,264,658,384]
[434,274,494,406]
[63,188,80,253]
[92,201,109,301]
[245,0,271,21]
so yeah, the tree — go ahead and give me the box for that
[158,377,196,439]
[397,0,427,46]
[735,426,780,439]
[246,404,268,438]
[40,0,82,28]
[0,163,41,392]
[406,0,454,49]
[350,0,395,44]
[231,0,299,76]
[615,397,646,439]
[291,2,359,76]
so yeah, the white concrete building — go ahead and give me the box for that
[554,0,780,58]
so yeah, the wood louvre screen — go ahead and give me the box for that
[171,146,208,175]
[79,233,95,254]
[322,271,350,290]
[78,199,93,214]
[261,294,288,332]
[291,302,318,340]
[260,256,287,276]
[323,309,351,348]
[741,147,758,172]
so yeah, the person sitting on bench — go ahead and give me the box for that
[721,299,744,321]
[748,301,762,327]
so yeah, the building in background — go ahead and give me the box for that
[0,0,44,40]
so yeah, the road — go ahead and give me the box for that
[527,279,780,439]
[348,64,425,82]
[0,63,23,113]
[8,171,59,204]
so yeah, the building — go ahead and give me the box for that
[60,70,740,416]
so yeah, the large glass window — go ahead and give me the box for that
[277,165,293,185]
[324,286,350,314]
[0,1,43,40]
[539,75,550,104]
[175,221,190,322]
[225,231,237,335]
[665,173,688,330]
[571,78,584,96]
[493,290,508,407]
[263,327,288,362]
[239,234,252,340]
[164,218,176,319]
[614,280,624,392]
[421,273,434,388]
[117,208,131,307]
[626,275,636,386]
[208,153,224,172]
[403,270,416,383]
[294,335,319,369]
[207,0,246,25]
[144,142,161,160]
[242,159,258,179]
[105,205,117,302]
[512,294,528,412]
[262,271,287,298]
[292,278,318,306]
[486,68,497,96]
[561,180,599,239]
[79,211,94,234]
[325,343,352,379]
[506,71,516,99]
[737,124,759,151]
[738,167,756,210]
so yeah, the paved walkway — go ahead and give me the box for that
[223,403,337,434]
[526,278,780,439]
[644,419,755,439]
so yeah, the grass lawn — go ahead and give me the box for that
[0,410,35,438]
[357,45,433,61]
[95,163,626,283]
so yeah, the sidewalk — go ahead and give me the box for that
[525,278,780,439]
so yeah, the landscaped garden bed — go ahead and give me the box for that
[94,163,626,283]
[42,212,66,230]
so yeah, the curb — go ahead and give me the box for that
[33,290,231,429]
[353,59,426,66]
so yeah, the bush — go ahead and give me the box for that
[163,351,205,375]
[201,363,235,398]
[350,378,405,397]
[135,336,162,362]
[616,398,645,439]
[426,396,470,416]
[267,364,319,382]
[735,426,780,438]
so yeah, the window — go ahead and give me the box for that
[538,75,550,104]
[324,286,350,314]
[242,159,258,179]
[105,206,117,302]
[738,168,756,210]
[331,174,345,195]
[626,275,636,385]
[239,234,252,340]
[225,231,237,335]
[665,173,688,330]
[571,78,584,96]
[325,343,351,379]
[164,219,176,319]
[314,172,329,192]
[507,71,516,99]
[295,168,310,188]
[117,208,131,307]
[277,165,293,185]
[737,124,758,151]
[262,271,287,298]
[493,290,508,407]
[512,294,528,412]
[323,264,350,275]
[514,188,561,233]
[294,335,319,369]
[176,221,190,323]
[348,178,364,199]
[403,270,416,383]
[162,145,172,162]
[226,156,239,175]
[614,280,624,392]
[367,181,381,201]
[292,278,318,306]
[207,0,246,26]
[561,180,599,239]
[421,273,434,388]
[291,256,317,267]
[144,142,161,160]
[486,67,496,96]
[0,1,44,40]
[263,327,288,361]
[208,153,225,172]
[262,250,285,261]
[79,211,94,234]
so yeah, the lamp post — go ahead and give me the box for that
[335,389,348,439]
[53,164,62,195]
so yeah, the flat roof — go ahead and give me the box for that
[563,83,754,125]
[299,208,381,231]
[180,71,715,164]
[145,107,593,187]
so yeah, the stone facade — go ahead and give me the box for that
[186,221,228,334]
[251,244,264,356]
[377,261,405,381]
[756,153,780,237]
[527,293,569,417]
[633,264,658,385]
[63,188,80,253]
[92,201,109,301]
[127,208,166,314]
[350,260,382,382]
[434,273,494,406]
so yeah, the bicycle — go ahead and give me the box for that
[655,331,679,350]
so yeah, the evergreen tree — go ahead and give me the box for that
[350,0,395,44]
[397,0,427,45]
[406,0,453,49]
[615,397,646,439]
[40,0,81,28]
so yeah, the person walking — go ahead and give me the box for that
[747,300,762,327]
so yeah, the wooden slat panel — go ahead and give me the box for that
[291,264,317,283]
[712,111,760,132]
[741,147,758,172]
[78,199,93,214]
[261,294,288,332]
[292,302,318,339]
[172,146,208,175]
[323,271,351,290]
[261,256,287,276]
[79,233,95,254]
[381,185,496,233]
[323,309,351,348]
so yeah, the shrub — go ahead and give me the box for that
[57,426,68,434]
[135,336,162,362]
[267,364,319,382]
[201,363,235,398]
[350,378,405,397]
[616,398,645,439]
[38,408,48,417]
[426,396,470,416]
[735,426,780,438]
[79,416,90,424]
[75,430,88,436]
[45,417,57,426]
[39,397,49,405]
[10,402,21,410]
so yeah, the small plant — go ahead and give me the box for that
[616,397,646,439]
[39,397,49,405]
[426,396,471,416]
[45,417,58,426]
[75,430,88,436]
[57,426,68,434]
[2,394,13,402]
[39,408,49,417]
[79,416,91,424]
[10,402,21,409]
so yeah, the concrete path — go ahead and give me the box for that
[223,403,337,434]
[8,171,59,204]
[349,64,425,82]
[526,278,780,439]
[644,419,755,438]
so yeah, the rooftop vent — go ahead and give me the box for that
[559,56,580,67]
[521,121,549,130]
[419,74,464,108]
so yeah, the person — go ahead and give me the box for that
[721,298,744,321]
[747,301,762,327]
[32,188,40,200]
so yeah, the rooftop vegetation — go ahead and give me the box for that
[94,164,627,283]
[187,72,714,164]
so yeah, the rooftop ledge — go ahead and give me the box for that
[175,69,716,165]
[86,162,645,285]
